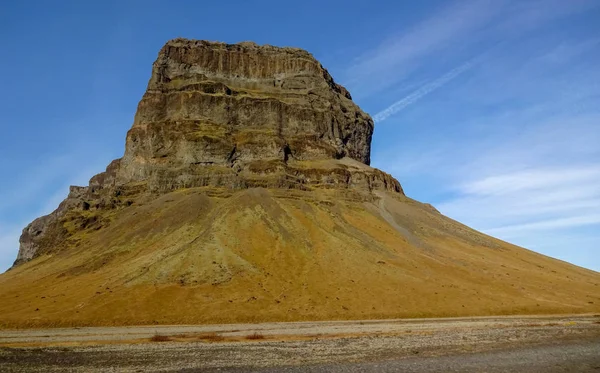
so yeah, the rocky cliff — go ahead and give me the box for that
[14,38,402,266]
[4,39,599,327]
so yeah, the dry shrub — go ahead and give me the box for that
[245,332,265,340]
[523,323,560,327]
[150,333,172,342]
[199,332,225,342]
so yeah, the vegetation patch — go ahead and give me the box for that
[198,332,225,342]
[150,334,172,342]
[245,332,265,340]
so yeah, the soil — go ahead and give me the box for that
[1,315,599,372]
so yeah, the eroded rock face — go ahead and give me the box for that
[13,38,403,267]
[114,39,377,191]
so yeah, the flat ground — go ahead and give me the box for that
[1,315,599,372]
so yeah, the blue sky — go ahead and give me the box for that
[0,0,599,273]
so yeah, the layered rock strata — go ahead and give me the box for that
[14,38,403,266]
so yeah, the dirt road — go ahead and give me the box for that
[1,315,599,372]
[195,340,600,373]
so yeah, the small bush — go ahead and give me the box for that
[245,332,265,340]
[200,332,225,342]
[150,333,172,342]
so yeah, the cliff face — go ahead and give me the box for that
[5,39,600,326]
[14,39,402,266]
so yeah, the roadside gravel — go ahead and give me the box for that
[1,315,599,372]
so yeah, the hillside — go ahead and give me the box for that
[0,39,598,328]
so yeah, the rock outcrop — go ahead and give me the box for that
[14,38,403,266]
[5,40,600,328]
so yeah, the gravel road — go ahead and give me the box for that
[194,340,600,373]
[1,315,599,372]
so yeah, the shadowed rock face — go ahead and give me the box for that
[14,38,402,266]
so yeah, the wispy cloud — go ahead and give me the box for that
[460,168,600,197]
[0,152,111,273]
[537,38,600,65]
[0,226,22,272]
[431,108,600,269]
[373,56,481,122]
[367,4,600,270]
[0,155,72,213]
[346,0,598,103]
[344,0,504,97]
[486,214,600,236]
[496,0,599,36]
[439,165,600,228]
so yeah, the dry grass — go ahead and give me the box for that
[170,332,226,342]
[0,187,599,328]
[150,334,172,342]
[198,332,225,342]
[522,323,560,327]
[245,332,265,340]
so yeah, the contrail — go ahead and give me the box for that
[373,55,482,123]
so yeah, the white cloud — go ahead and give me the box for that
[346,0,598,103]
[439,165,600,227]
[486,215,600,236]
[0,155,71,213]
[0,154,111,273]
[373,56,482,122]
[460,168,600,197]
[496,0,599,35]
[537,38,600,65]
[433,113,600,235]
[0,226,22,273]
[344,0,504,97]
[368,19,600,270]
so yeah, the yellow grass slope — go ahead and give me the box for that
[0,186,599,327]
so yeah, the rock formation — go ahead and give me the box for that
[3,39,599,327]
[14,39,402,266]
